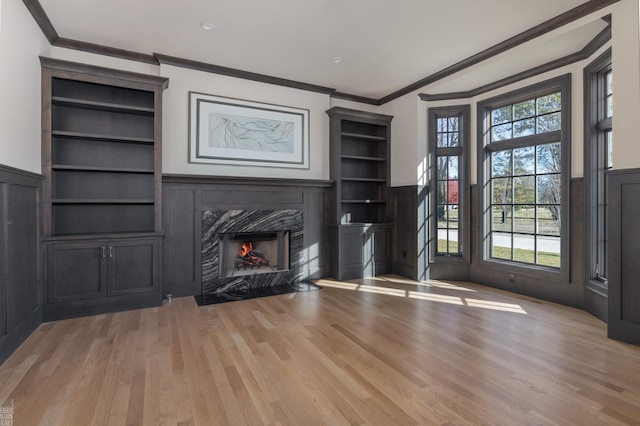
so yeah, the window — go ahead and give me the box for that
[478,75,570,278]
[429,105,469,262]
[585,49,612,292]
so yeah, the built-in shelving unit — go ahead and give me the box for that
[326,107,393,280]
[41,57,168,320]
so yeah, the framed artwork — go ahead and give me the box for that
[189,92,309,169]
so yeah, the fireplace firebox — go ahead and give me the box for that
[219,231,290,277]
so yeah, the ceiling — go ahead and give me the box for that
[37,0,610,100]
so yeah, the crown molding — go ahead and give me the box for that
[154,53,335,95]
[419,24,611,102]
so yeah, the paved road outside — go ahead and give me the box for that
[438,229,560,253]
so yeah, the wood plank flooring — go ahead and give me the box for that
[1,275,640,425]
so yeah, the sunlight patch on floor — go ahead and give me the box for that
[314,278,527,314]
[370,276,477,292]
[407,291,464,305]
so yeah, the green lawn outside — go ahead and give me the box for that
[436,239,560,268]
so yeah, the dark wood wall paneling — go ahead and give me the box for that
[390,186,424,280]
[0,165,43,365]
[393,180,586,308]
[607,169,640,344]
[162,175,331,298]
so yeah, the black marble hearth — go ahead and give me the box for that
[202,209,304,299]
[195,281,321,306]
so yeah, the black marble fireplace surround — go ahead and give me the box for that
[201,209,304,301]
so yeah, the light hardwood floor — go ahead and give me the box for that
[1,275,640,425]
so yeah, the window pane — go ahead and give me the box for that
[537,236,561,267]
[448,157,459,179]
[492,178,512,204]
[492,106,512,125]
[448,117,459,132]
[537,143,560,173]
[514,176,535,204]
[436,156,448,179]
[537,174,560,204]
[513,234,535,264]
[606,71,613,117]
[537,112,561,133]
[514,118,535,138]
[514,99,536,120]
[514,206,535,234]
[539,206,560,236]
[437,206,448,228]
[449,211,459,229]
[492,123,512,141]
[437,181,447,204]
[513,146,535,175]
[437,118,447,133]
[437,133,446,147]
[492,206,512,232]
[491,232,512,260]
[537,93,561,114]
[448,131,459,147]
[607,131,613,169]
[447,180,459,203]
[492,150,512,177]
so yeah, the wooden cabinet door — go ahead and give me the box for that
[47,241,107,303]
[107,238,159,296]
[371,225,391,276]
[336,225,365,281]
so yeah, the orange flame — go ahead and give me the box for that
[240,242,253,257]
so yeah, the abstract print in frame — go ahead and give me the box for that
[189,92,309,169]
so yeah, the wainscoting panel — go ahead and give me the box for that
[0,165,43,365]
[390,186,421,280]
[162,187,198,297]
[162,175,331,298]
[608,169,640,344]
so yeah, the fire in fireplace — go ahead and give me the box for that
[236,242,271,270]
[219,231,290,278]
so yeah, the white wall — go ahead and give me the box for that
[611,0,640,171]
[0,0,50,173]
[160,64,331,180]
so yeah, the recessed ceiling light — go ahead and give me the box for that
[201,22,215,31]
[332,57,343,63]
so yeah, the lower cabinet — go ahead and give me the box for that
[331,223,391,281]
[44,236,162,320]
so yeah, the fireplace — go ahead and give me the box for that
[202,209,303,296]
[219,231,290,277]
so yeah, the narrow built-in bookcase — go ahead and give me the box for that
[326,107,393,280]
[41,57,168,320]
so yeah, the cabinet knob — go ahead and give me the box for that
[109,247,114,258]
[101,247,106,258]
